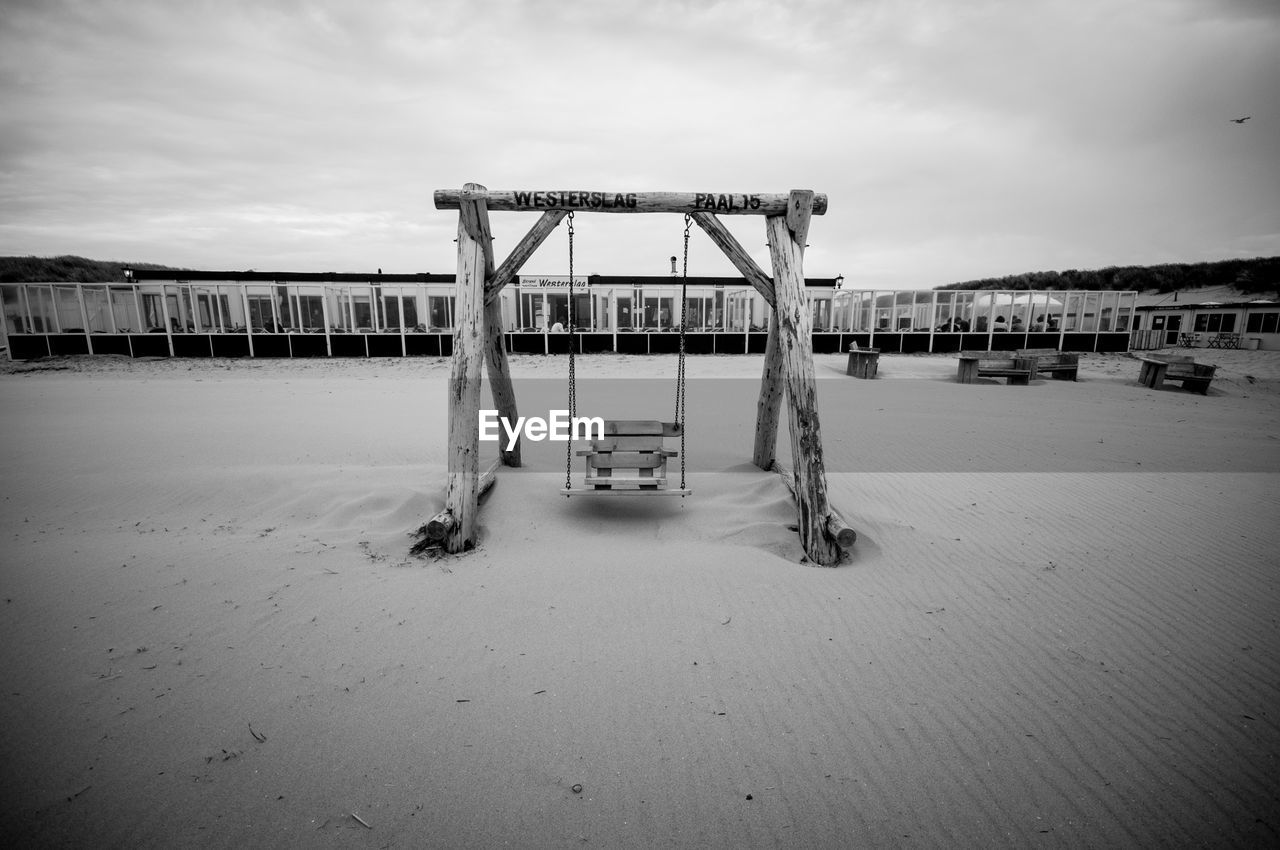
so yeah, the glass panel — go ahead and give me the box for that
[595,293,613,331]
[382,292,402,330]
[292,287,324,332]
[1006,293,1031,332]
[54,286,84,332]
[933,291,960,331]
[951,291,974,332]
[82,286,110,332]
[856,291,874,332]
[28,285,57,332]
[971,292,997,332]
[109,286,141,333]
[348,286,374,331]
[616,294,635,330]
[1097,292,1117,332]
[987,291,1013,332]
[1077,293,1100,332]
[641,289,675,330]
[870,292,890,330]
[1115,292,1135,332]
[138,287,166,332]
[2,285,29,334]
[725,290,752,331]
[1063,293,1084,332]
[911,291,933,331]
[687,293,715,330]
[246,285,278,332]
[518,292,542,331]
[376,286,411,332]
[1019,293,1061,331]
[214,285,246,332]
[164,285,194,332]
[189,286,221,332]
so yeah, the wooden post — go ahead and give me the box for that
[421,459,502,544]
[484,295,520,467]
[443,183,492,553]
[773,463,857,549]
[753,308,783,469]
[766,191,841,566]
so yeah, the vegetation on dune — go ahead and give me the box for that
[936,256,1279,296]
[0,256,180,283]
[3,254,1277,297]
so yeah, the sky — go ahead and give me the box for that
[1,0,1277,290]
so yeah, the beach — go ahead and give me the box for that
[1,349,1278,847]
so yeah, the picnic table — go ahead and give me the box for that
[956,351,1034,385]
[1015,348,1079,381]
[1137,354,1216,394]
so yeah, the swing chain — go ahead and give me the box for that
[565,211,576,491]
[677,213,691,490]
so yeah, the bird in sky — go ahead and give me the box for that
[1229,116,1251,124]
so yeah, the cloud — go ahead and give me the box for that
[1,0,1276,286]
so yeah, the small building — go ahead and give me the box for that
[1132,299,1280,350]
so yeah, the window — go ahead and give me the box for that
[2,285,29,334]
[616,295,635,329]
[518,292,543,330]
[427,295,453,330]
[110,287,141,332]
[641,291,675,329]
[1193,313,1236,333]
[83,286,110,332]
[55,286,84,331]
[140,291,165,331]
[1246,312,1279,334]
[247,289,278,332]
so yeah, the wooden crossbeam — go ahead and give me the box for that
[435,189,828,216]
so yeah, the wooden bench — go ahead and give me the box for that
[1016,348,1079,381]
[1136,355,1216,395]
[572,420,689,494]
[845,345,880,379]
[956,351,1034,385]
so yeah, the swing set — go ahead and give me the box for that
[429,184,855,566]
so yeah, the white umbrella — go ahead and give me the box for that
[1011,293,1063,308]
[972,292,1015,310]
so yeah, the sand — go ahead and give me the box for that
[1,349,1278,847]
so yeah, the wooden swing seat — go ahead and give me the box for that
[561,420,691,496]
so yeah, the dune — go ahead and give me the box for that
[1,350,1278,847]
